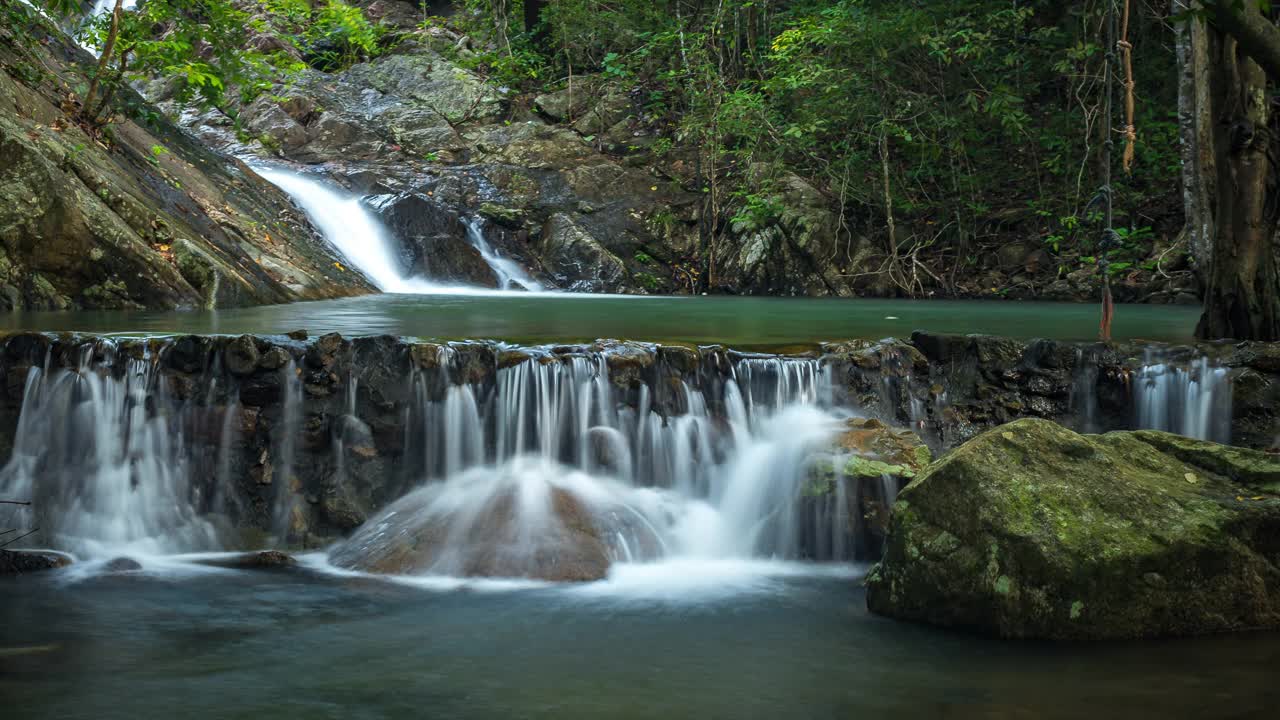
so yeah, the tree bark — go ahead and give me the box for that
[1196,29,1280,340]
[82,0,124,123]
[1176,0,1216,279]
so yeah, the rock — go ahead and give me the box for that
[803,419,931,560]
[103,557,143,572]
[194,550,297,570]
[368,193,498,286]
[0,549,72,574]
[241,96,310,151]
[224,335,261,376]
[0,24,370,310]
[533,77,604,122]
[866,418,1280,639]
[718,171,847,296]
[536,214,628,292]
[327,465,630,582]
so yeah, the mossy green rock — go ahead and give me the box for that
[866,418,1280,639]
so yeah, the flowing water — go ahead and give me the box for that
[0,162,1264,716]
[253,165,542,294]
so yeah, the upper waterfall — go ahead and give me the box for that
[254,165,545,294]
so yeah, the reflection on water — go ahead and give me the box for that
[1,565,1277,720]
[0,294,1200,349]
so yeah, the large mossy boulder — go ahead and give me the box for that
[866,418,1280,639]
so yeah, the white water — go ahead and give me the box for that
[334,351,860,575]
[462,217,543,291]
[1133,353,1232,443]
[252,166,449,293]
[0,339,1240,576]
[253,165,545,294]
[0,345,219,559]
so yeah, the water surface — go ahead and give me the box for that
[0,294,1200,349]
[1,562,1276,719]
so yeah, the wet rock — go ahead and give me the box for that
[368,193,498,286]
[867,419,1280,639]
[803,420,931,560]
[195,550,297,570]
[103,557,143,572]
[0,549,72,575]
[537,214,628,293]
[328,473,618,582]
[306,333,345,368]
[0,26,370,310]
[224,335,261,376]
[257,346,292,371]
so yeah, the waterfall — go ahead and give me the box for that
[252,165,544,293]
[330,350,853,576]
[1134,353,1232,443]
[251,165,445,293]
[0,343,219,558]
[462,217,543,291]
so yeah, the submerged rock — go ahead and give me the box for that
[0,550,72,575]
[103,557,143,572]
[194,551,297,570]
[327,460,660,582]
[866,418,1280,639]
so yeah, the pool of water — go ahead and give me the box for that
[0,294,1201,349]
[1,560,1276,719]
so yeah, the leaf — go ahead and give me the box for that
[1184,473,1198,484]
[1001,431,1014,440]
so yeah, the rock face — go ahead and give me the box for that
[866,418,1280,639]
[327,464,616,582]
[0,10,371,310]
[0,549,72,575]
[802,418,932,560]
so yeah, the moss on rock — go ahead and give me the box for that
[866,418,1280,639]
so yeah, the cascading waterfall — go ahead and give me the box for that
[251,165,443,293]
[380,351,852,569]
[0,336,1242,573]
[252,164,543,293]
[462,217,543,291]
[1133,352,1232,443]
[0,343,220,558]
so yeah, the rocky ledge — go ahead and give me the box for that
[867,418,1280,639]
[0,8,371,310]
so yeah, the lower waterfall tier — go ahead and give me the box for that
[0,331,1274,577]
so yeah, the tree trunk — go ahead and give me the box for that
[523,0,548,48]
[1176,0,1216,280]
[82,0,124,123]
[1196,30,1280,340]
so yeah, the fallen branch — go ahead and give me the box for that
[0,528,39,549]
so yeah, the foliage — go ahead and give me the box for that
[456,0,1180,288]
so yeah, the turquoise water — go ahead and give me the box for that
[0,294,1200,349]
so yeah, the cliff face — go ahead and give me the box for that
[0,4,373,310]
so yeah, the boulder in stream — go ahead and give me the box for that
[327,459,662,582]
[866,418,1280,639]
[0,550,72,575]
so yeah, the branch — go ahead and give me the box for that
[1207,0,1280,83]
[0,528,38,549]
[0,500,31,506]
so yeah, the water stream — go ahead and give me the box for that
[253,165,543,294]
